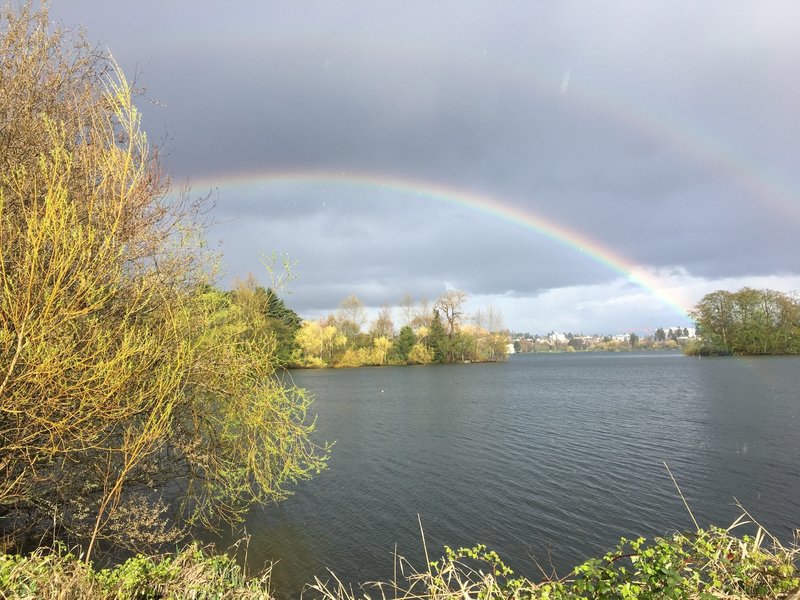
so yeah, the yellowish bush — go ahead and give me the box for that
[407,343,433,365]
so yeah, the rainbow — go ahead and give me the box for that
[158,26,800,330]
[192,169,693,319]
[175,33,797,325]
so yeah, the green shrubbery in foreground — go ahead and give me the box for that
[0,543,273,599]
[2,519,797,599]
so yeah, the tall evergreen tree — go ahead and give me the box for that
[428,310,448,363]
[389,325,416,363]
[262,287,302,363]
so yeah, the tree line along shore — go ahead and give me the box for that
[229,280,511,368]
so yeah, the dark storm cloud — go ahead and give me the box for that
[49,0,800,329]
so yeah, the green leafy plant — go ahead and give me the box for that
[308,514,798,600]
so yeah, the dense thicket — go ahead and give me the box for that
[689,288,800,355]
[0,3,325,558]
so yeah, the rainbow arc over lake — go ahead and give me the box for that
[195,169,693,318]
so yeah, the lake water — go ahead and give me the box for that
[216,352,800,596]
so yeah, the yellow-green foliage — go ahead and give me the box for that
[175,288,328,529]
[336,337,393,368]
[371,336,392,365]
[0,543,274,599]
[292,321,508,368]
[0,74,191,556]
[0,3,326,557]
[295,321,347,367]
[337,347,372,368]
[407,343,434,364]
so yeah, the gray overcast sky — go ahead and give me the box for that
[50,1,800,334]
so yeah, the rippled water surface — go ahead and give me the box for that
[217,352,800,595]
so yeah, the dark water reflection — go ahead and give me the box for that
[209,352,800,596]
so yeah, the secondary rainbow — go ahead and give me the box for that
[175,31,800,223]
[194,169,693,318]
